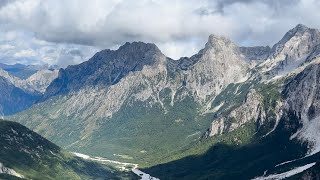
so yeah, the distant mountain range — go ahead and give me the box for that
[0,63,59,79]
[5,24,320,179]
[0,64,59,115]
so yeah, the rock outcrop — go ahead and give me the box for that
[208,89,266,137]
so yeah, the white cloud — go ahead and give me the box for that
[0,0,319,64]
[0,44,14,51]
[0,29,98,67]
[14,49,36,58]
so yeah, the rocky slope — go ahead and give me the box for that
[207,89,268,137]
[10,24,320,179]
[283,62,320,155]
[0,119,131,179]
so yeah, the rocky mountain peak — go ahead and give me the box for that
[281,24,316,42]
[292,23,309,33]
[198,34,245,64]
[171,35,243,71]
[118,41,162,54]
[259,24,320,78]
[89,41,164,67]
[43,41,166,98]
[270,24,320,60]
[205,34,235,51]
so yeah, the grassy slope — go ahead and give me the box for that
[143,112,307,179]
[76,80,260,164]
[77,95,214,163]
[9,88,216,164]
[0,120,132,180]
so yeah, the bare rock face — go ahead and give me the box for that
[260,24,320,77]
[284,63,320,120]
[25,69,59,93]
[182,35,249,103]
[208,89,266,137]
[282,62,320,154]
[0,69,24,89]
[167,35,250,105]
[306,44,320,62]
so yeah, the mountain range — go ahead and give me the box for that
[2,24,320,179]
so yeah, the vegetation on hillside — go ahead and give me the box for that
[0,120,132,180]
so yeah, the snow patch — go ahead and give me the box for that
[292,116,320,155]
[73,152,90,159]
[253,162,316,180]
[73,152,160,179]
[132,169,160,180]
[212,102,224,112]
[275,155,307,167]
[202,101,224,114]
[72,152,138,171]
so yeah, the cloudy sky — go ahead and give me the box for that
[0,0,320,67]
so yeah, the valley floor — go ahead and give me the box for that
[72,152,159,180]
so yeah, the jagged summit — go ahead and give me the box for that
[43,41,166,98]
[280,24,319,44]
[205,34,235,51]
[282,24,315,40]
[199,34,247,66]
[257,24,320,77]
[270,24,320,59]
[293,23,309,31]
[89,41,163,64]
[119,41,162,54]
